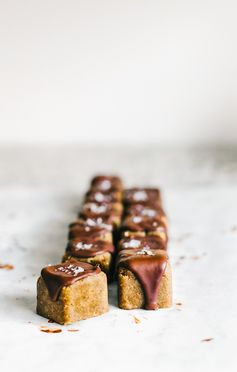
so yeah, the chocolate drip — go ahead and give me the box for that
[41,260,100,301]
[119,250,167,310]
[66,238,114,258]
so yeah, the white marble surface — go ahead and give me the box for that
[0,145,237,372]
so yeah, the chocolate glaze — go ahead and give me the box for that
[118,235,167,251]
[91,175,123,192]
[118,249,168,310]
[79,203,122,223]
[68,221,111,240]
[81,202,122,216]
[124,188,161,205]
[70,217,113,232]
[121,215,167,233]
[66,238,115,258]
[125,203,165,218]
[85,190,121,203]
[41,260,101,301]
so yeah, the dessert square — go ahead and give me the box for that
[79,202,123,228]
[125,203,166,219]
[37,260,108,324]
[90,175,123,192]
[117,249,172,310]
[123,188,161,205]
[63,238,115,277]
[121,215,168,242]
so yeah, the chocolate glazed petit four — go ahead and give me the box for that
[37,260,108,324]
[117,249,172,310]
[123,188,161,205]
[121,215,168,243]
[63,238,115,278]
[90,175,123,192]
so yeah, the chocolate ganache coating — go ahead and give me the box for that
[85,190,121,203]
[125,203,165,218]
[124,188,161,205]
[79,205,121,224]
[90,175,123,191]
[121,215,167,233]
[41,260,101,301]
[118,249,168,310]
[68,221,110,240]
[118,235,167,251]
[71,217,113,231]
[66,238,115,258]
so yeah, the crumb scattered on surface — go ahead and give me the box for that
[67,329,79,332]
[176,302,183,306]
[0,263,14,270]
[47,319,54,323]
[201,337,214,342]
[173,233,192,242]
[230,226,237,232]
[191,256,200,260]
[40,326,62,333]
[133,316,141,324]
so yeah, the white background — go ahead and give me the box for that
[0,0,237,144]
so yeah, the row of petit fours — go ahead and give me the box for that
[116,184,172,311]
[37,176,172,324]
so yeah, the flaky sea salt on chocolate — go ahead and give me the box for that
[136,247,155,256]
[55,264,85,276]
[123,239,141,249]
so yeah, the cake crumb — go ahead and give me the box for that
[201,337,213,342]
[0,263,14,270]
[40,326,62,333]
[47,319,54,323]
[68,329,79,332]
[174,233,192,242]
[191,256,200,260]
[133,316,141,324]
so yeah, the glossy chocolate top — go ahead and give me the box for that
[90,175,123,191]
[70,217,113,231]
[41,260,101,301]
[121,215,166,233]
[79,202,122,220]
[85,190,121,203]
[68,222,109,240]
[66,238,114,258]
[118,235,167,251]
[118,249,168,310]
[124,188,161,204]
[125,203,165,218]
